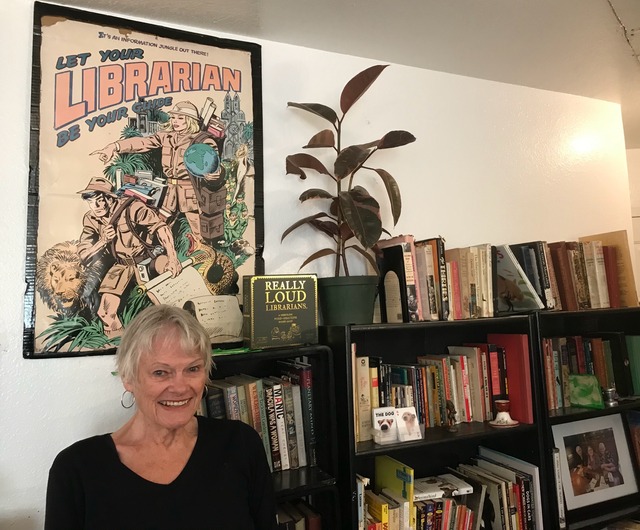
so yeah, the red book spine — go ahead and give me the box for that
[603,246,621,308]
[460,357,472,421]
[487,333,534,424]
[451,261,462,320]
[544,339,555,411]
[549,242,579,311]
[489,350,501,400]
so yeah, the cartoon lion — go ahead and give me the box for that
[35,240,105,320]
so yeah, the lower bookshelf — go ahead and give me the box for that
[211,344,340,529]
[320,316,553,530]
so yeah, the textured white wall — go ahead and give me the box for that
[626,148,640,290]
[0,1,633,528]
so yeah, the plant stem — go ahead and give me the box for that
[348,147,377,191]
[334,119,343,277]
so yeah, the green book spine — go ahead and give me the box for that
[255,379,273,471]
[626,336,640,395]
[604,340,616,389]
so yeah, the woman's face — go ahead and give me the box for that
[171,113,188,133]
[588,446,594,456]
[576,445,583,456]
[125,329,206,431]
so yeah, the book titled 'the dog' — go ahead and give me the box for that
[243,275,318,349]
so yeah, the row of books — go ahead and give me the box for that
[542,333,640,409]
[359,448,542,530]
[199,358,317,472]
[276,500,321,530]
[371,230,636,323]
[352,334,533,443]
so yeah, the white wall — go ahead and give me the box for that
[627,148,640,290]
[0,1,633,528]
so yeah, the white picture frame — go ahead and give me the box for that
[552,414,638,510]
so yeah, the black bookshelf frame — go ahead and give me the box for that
[211,344,340,528]
[536,308,640,530]
[321,315,553,530]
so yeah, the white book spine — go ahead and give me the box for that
[485,244,494,317]
[291,384,307,467]
[357,356,372,441]
[478,246,489,318]
[424,245,440,320]
[480,351,492,421]
[446,262,454,321]
[450,363,462,423]
[414,245,435,321]
[593,241,610,308]
[553,447,567,529]
[401,241,423,321]
[272,384,290,470]
[543,242,562,310]
[582,241,601,308]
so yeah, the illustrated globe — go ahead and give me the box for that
[184,143,220,178]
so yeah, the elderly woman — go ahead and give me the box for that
[45,305,277,529]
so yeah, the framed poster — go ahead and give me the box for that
[552,414,638,511]
[24,2,264,358]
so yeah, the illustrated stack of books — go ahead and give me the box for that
[371,230,636,323]
[542,333,640,408]
[200,358,316,473]
[352,334,533,444]
[360,448,542,530]
[276,500,321,529]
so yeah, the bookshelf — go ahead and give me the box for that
[210,344,340,528]
[536,307,640,530]
[321,308,640,530]
[321,315,553,530]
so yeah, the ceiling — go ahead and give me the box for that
[59,0,640,147]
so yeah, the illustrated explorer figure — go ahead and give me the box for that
[91,101,224,241]
[77,177,181,338]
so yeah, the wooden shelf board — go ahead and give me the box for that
[355,422,537,457]
[549,397,640,425]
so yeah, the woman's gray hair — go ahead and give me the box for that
[116,305,213,383]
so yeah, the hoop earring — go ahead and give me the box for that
[202,386,209,399]
[121,390,136,409]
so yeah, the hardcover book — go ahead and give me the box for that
[243,275,318,349]
[278,359,317,466]
[548,241,579,311]
[579,230,638,308]
[495,245,544,313]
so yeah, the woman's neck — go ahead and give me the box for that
[113,413,198,449]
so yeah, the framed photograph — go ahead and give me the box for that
[25,2,263,357]
[626,410,640,471]
[552,414,638,510]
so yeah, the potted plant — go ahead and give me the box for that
[282,64,416,325]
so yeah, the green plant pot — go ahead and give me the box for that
[317,275,379,326]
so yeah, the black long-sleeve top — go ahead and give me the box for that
[45,416,278,530]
